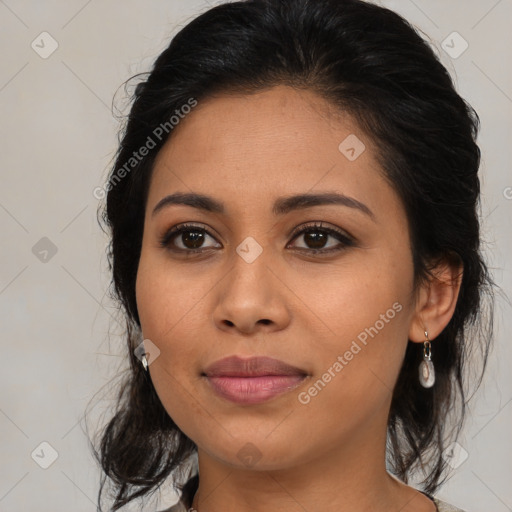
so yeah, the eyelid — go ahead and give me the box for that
[288,221,354,243]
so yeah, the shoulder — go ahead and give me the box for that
[433,497,467,512]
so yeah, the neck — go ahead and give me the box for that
[188,406,432,512]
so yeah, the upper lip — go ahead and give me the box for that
[203,355,308,377]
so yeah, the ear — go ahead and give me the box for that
[408,255,463,342]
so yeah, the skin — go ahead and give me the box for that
[135,85,462,512]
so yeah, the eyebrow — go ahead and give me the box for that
[151,191,375,220]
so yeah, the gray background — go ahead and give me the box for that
[0,0,511,511]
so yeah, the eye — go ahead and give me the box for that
[159,221,355,255]
[287,221,355,254]
[159,223,221,253]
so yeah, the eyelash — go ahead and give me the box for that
[159,221,355,256]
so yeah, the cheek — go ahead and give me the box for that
[287,267,413,450]
[135,258,167,340]
[135,249,206,342]
[135,249,219,404]
[294,252,414,389]
[135,254,211,432]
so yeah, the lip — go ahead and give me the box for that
[203,356,308,404]
[203,355,307,377]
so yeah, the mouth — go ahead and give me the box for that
[202,355,309,405]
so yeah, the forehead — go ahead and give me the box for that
[155,84,362,164]
[148,85,395,218]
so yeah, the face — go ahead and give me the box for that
[135,85,418,470]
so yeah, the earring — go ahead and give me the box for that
[419,330,435,388]
[141,353,149,372]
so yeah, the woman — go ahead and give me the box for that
[92,0,495,511]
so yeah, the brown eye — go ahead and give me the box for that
[159,221,354,256]
[288,222,355,254]
[301,231,329,249]
[179,229,205,249]
[160,223,221,252]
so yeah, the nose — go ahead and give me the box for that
[212,246,291,336]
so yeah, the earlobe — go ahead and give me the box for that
[408,258,463,343]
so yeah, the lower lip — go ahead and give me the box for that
[205,375,307,404]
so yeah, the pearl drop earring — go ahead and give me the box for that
[419,330,435,388]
